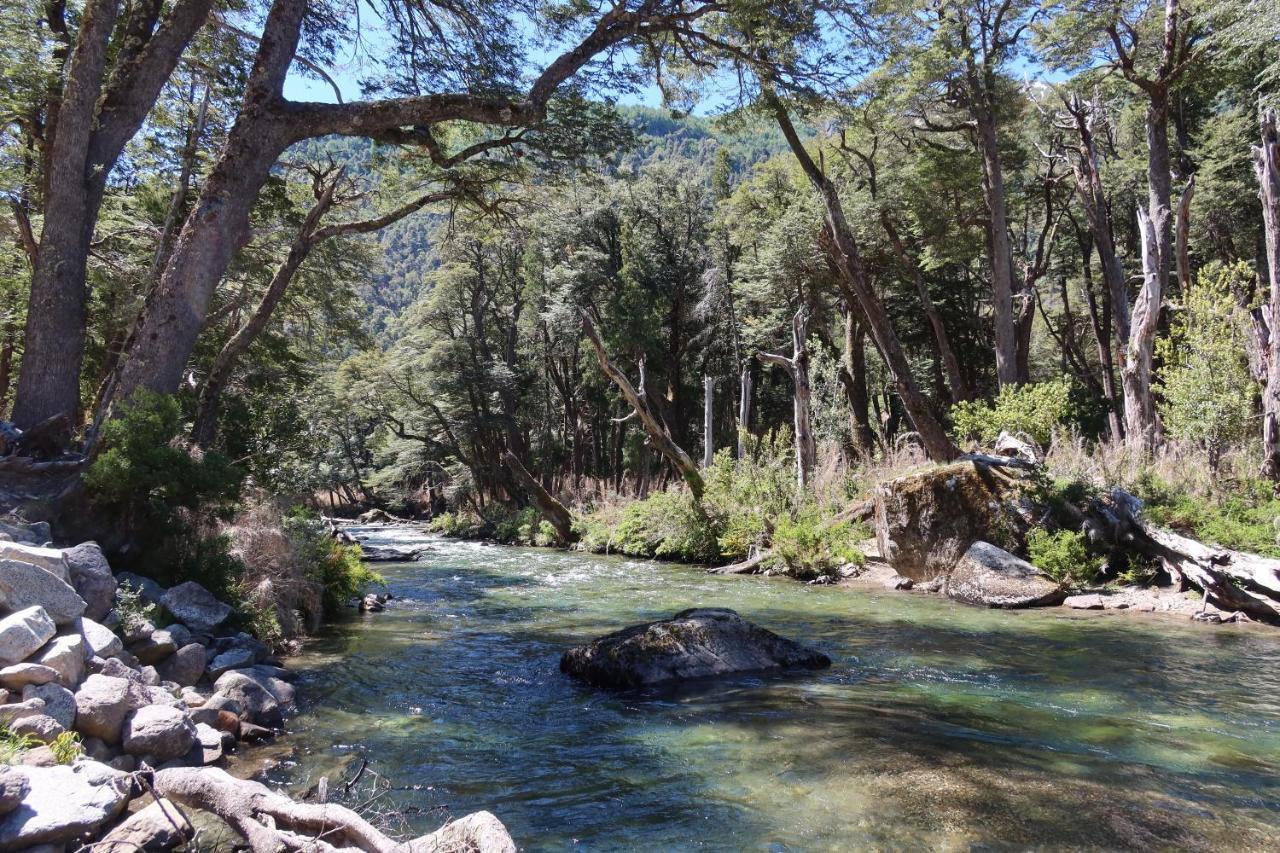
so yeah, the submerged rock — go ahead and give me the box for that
[560,607,830,688]
[945,541,1067,609]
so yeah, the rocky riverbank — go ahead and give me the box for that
[0,516,516,852]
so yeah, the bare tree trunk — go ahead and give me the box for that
[1077,230,1123,443]
[1175,175,1195,295]
[503,451,575,543]
[1125,206,1165,450]
[758,308,816,491]
[702,373,714,468]
[838,307,879,459]
[737,362,752,460]
[580,311,704,500]
[1256,110,1280,478]
[975,110,1020,388]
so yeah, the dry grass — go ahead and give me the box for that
[223,498,323,640]
[1044,432,1264,499]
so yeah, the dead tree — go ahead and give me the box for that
[1256,110,1280,478]
[737,362,752,460]
[757,308,817,491]
[502,450,575,544]
[580,311,705,501]
[1175,175,1195,294]
[702,374,714,468]
[1125,205,1165,451]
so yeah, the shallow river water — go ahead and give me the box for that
[258,526,1280,851]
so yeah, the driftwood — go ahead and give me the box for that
[502,450,575,544]
[707,551,767,575]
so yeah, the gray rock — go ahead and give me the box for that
[145,686,183,708]
[0,761,132,851]
[0,520,44,546]
[401,810,517,853]
[128,630,176,666]
[560,607,832,689]
[122,617,156,644]
[0,664,58,691]
[8,714,63,744]
[205,648,254,678]
[0,559,85,626]
[122,705,197,761]
[161,624,192,648]
[210,631,268,663]
[79,617,123,659]
[157,643,206,687]
[107,755,136,773]
[139,665,160,686]
[0,767,27,816]
[115,572,166,606]
[0,543,69,583]
[189,707,239,736]
[20,684,74,729]
[73,674,149,744]
[885,573,914,590]
[97,656,145,684]
[62,543,117,622]
[30,634,86,687]
[15,746,56,767]
[199,693,243,718]
[1064,593,1106,610]
[945,541,1068,609]
[98,799,193,851]
[161,582,231,633]
[193,722,225,764]
[0,608,56,666]
[81,737,114,763]
[212,671,284,727]
[0,699,46,726]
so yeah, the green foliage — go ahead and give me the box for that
[284,510,384,616]
[704,433,796,560]
[114,581,159,638]
[1026,528,1102,588]
[767,505,866,582]
[950,380,1079,448]
[48,731,82,765]
[1157,263,1257,468]
[613,491,721,563]
[0,730,38,765]
[1137,475,1280,558]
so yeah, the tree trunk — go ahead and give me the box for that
[503,451,575,544]
[1125,206,1164,451]
[839,308,878,459]
[1077,231,1123,443]
[702,373,714,468]
[766,91,958,463]
[757,308,816,491]
[1145,94,1175,298]
[1175,175,1195,295]
[737,362,752,460]
[975,110,1020,388]
[1256,110,1280,478]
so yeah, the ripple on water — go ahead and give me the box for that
[264,536,1280,850]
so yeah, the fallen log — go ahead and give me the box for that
[708,551,767,575]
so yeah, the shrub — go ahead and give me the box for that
[950,380,1080,448]
[613,490,721,562]
[766,504,866,581]
[1026,528,1102,588]
[49,731,82,764]
[703,433,796,560]
[1137,474,1280,558]
[114,580,159,637]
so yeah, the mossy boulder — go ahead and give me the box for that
[873,456,1036,581]
[560,608,830,688]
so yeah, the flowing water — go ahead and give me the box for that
[257,526,1280,851]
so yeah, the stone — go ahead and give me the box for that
[189,707,239,736]
[0,520,44,546]
[0,608,56,666]
[157,643,207,687]
[193,722,225,764]
[873,457,1035,581]
[212,671,285,727]
[359,593,385,612]
[200,693,243,717]
[205,648,254,678]
[560,608,831,689]
[98,656,145,684]
[62,543,117,622]
[128,630,177,666]
[993,429,1042,463]
[8,715,63,744]
[74,674,149,744]
[30,634,86,687]
[209,632,268,663]
[122,617,157,644]
[0,559,85,625]
[146,686,184,708]
[115,572,166,605]
[0,699,46,726]
[885,574,914,591]
[0,761,132,851]
[16,747,57,768]
[107,756,136,773]
[161,624,192,648]
[161,582,231,633]
[81,737,113,763]
[0,543,69,582]
[98,799,193,851]
[945,541,1068,609]
[402,811,516,853]
[237,721,274,742]
[0,664,58,691]
[0,768,27,816]
[179,687,206,708]
[122,705,197,761]
[21,683,74,729]
[80,617,123,659]
[1064,593,1106,610]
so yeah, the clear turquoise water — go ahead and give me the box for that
[259,528,1280,851]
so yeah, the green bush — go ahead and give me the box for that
[766,504,866,581]
[613,490,721,562]
[1026,528,1102,588]
[703,433,796,560]
[284,511,384,616]
[1137,474,1280,557]
[950,380,1079,448]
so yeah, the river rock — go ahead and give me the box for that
[30,634,86,687]
[402,810,517,853]
[0,560,85,626]
[0,543,69,583]
[8,714,64,744]
[945,541,1068,609]
[158,643,207,686]
[190,707,239,737]
[0,698,46,726]
[80,617,123,659]
[97,656,145,684]
[0,607,56,666]
[212,670,285,727]
[0,519,47,546]
[0,761,132,851]
[206,648,255,678]
[1064,593,1106,610]
[0,664,58,690]
[97,798,193,851]
[74,674,149,744]
[561,608,831,688]
[21,683,74,729]
[62,543,117,621]
[0,768,27,816]
[210,632,268,663]
[192,722,225,764]
[873,457,1036,581]
[122,705,197,761]
[115,573,166,606]
[161,582,231,633]
[129,630,178,666]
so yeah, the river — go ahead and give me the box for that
[255,525,1280,850]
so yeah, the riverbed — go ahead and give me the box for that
[257,526,1280,850]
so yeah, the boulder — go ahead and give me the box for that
[160,582,231,633]
[8,714,64,744]
[205,648,255,679]
[560,608,831,688]
[30,634,86,687]
[1064,593,1106,610]
[873,457,1035,581]
[945,541,1068,609]
[192,722,225,764]
[209,632,268,663]
[0,520,46,546]
[211,671,283,727]
[129,630,177,666]
[0,761,132,851]
[98,656,145,684]
[62,543,117,621]
[402,811,516,853]
[16,746,57,767]
[97,798,193,852]
[21,683,74,729]
[0,698,46,726]
[358,508,395,524]
[161,624,193,648]
[0,767,28,816]
[237,722,274,742]
[189,707,239,737]
[74,674,149,744]
[0,543,69,583]
[80,617,123,659]
[115,573,166,606]
[122,705,197,761]
[158,643,207,687]
[0,560,85,625]
[0,608,56,666]
[0,664,58,691]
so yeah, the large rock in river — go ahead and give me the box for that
[561,608,830,688]
[873,456,1036,581]
[945,541,1067,609]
